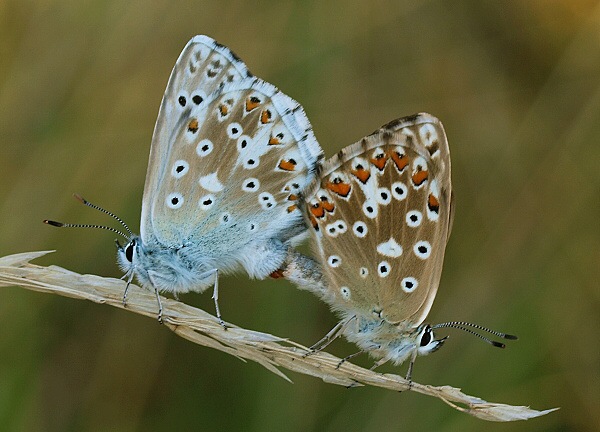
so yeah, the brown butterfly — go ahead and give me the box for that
[286,113,515,377]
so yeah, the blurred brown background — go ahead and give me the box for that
[1,1,598,431]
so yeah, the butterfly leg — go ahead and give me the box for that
[211,269,227,329]
[369,356,389,371]
[404,351,419,386]
[154,286,163,324]
[122,271,135,307]
[336,350,365,369]
[146,272,164,323]
[194,268,226,328]
[305,315,356,356]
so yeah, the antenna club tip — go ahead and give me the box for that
[44,220,64,227]
[504,334,519,340]
[73,193,86,204]
[492,341,506,349]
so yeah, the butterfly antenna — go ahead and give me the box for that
[72,193,134,237]
[432,322,518,349]
[43,220,130,241]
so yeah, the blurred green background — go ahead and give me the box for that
[1,1,598,431]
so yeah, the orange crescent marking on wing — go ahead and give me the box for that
[351,168,371,183]
[260,109,272,124]
[245,97,260,112]
[187,118,199,133]
[268,134,280,145]
[370,154,388,170]
[412,169,429,186]
[326,181,351,197]
[320,199,335,212]
[428,193,440,213]
[278,160,296,171]
[389,150,409,172]
[309,203,325,218]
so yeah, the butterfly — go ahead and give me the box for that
[45,35,323,323]
[292,113,516,377]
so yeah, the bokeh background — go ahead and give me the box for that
[1,1,598,431]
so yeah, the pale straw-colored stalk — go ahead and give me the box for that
[0,251,557,422]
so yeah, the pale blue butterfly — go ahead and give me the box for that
[45,36,324,324]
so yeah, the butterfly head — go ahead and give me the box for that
[115,236,140,275]
[44,193,140,274]
[344,315,447,366]
[415,324,447,356]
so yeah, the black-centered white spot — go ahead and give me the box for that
[326,220,347,237]
[171,160,189,179]
[199,194,216,210]
[242,178,260,192]
[413,240,432,259]
[325,223,338,237]
[391,182,408,200]
[378,261,391,278]
[227,122,243,139]
[376,187,392,205]
[166,193,184,209]
[243,157,260,169]
[340,286,351,300]
[328,255,341,268]
[178,95,187,107]
[359,267,369,278]
[401,277,419,293]
[247,223,257,232]
[258,192,276,210]
[237,135,251,152]
[196,139,213,157]
[353,221,368,238]
[362,199,378,219]
[406,210,423,227]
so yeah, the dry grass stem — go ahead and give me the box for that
[0,251,557,422]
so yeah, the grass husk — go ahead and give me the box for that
[0,251,557,422]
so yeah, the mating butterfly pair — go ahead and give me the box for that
[46,36,515,374]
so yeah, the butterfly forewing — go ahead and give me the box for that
[306,113,452,327]
[140,35,252,241]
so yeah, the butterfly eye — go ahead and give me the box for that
[420,327,432,347]
[125,242,135,263]
[417,325,447,356]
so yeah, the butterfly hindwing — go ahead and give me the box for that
[305,113,452,327]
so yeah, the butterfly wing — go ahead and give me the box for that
[140,35,252,239]
[141,36,323,278]
[305,113,452,328]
